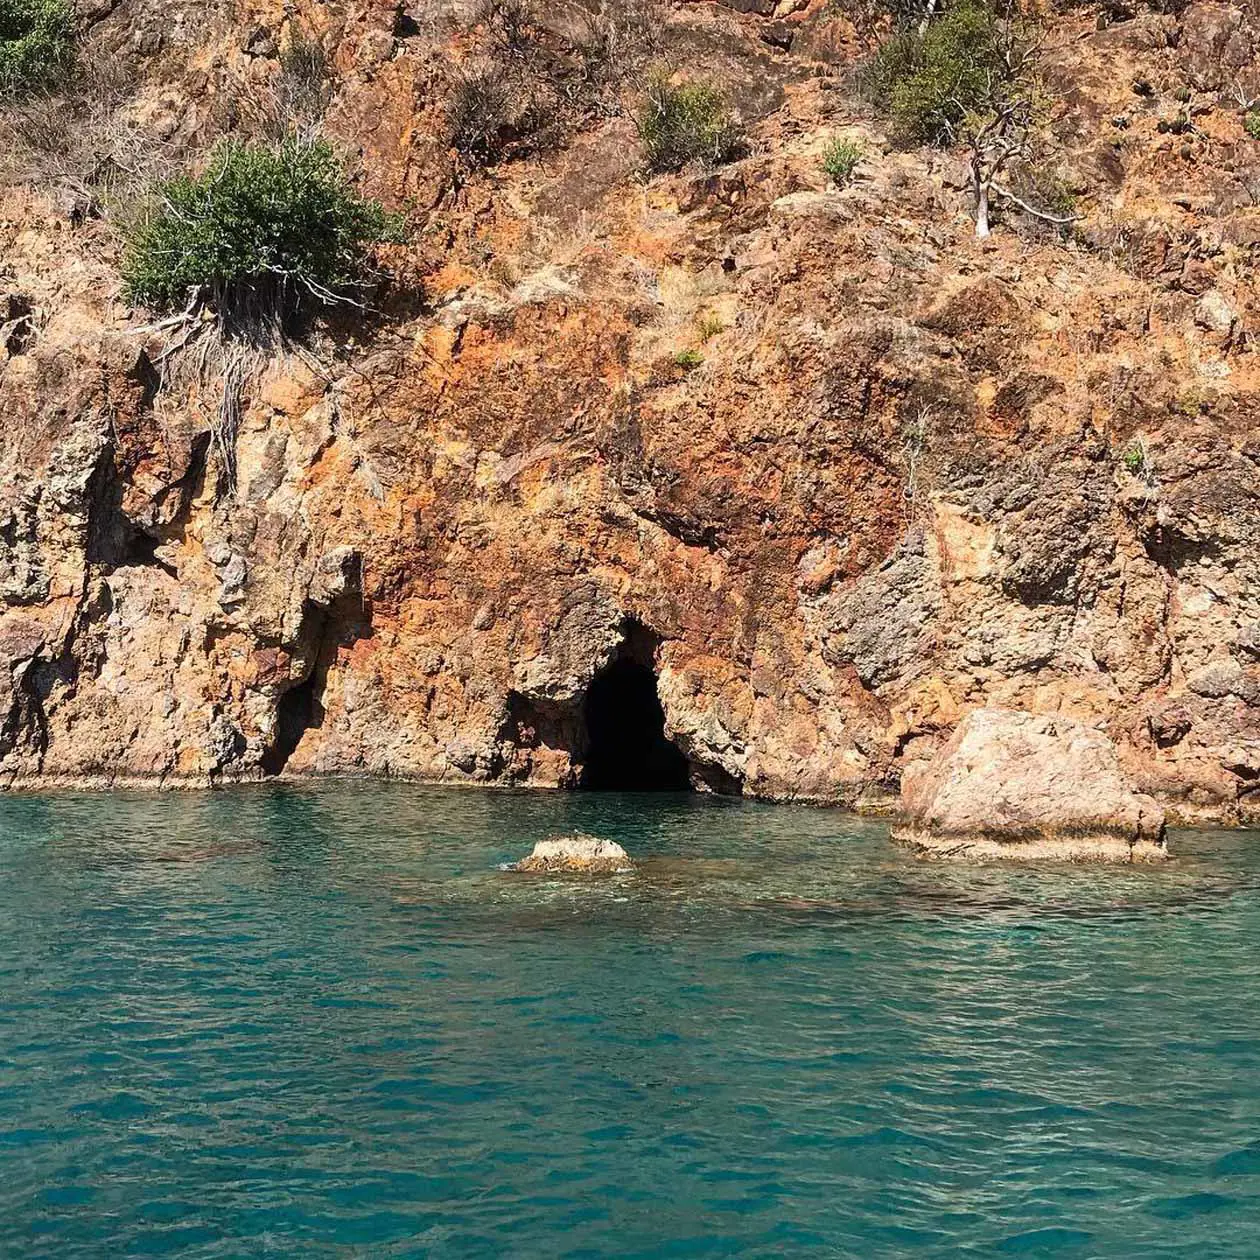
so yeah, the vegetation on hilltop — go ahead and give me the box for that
[123,137,405,326]
[0,0,73,95]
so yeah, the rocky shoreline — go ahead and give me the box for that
[1,0,1258,826]
[0,699,1235,864]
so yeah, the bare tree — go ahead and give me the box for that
[941,21,1080,238]
[967,97,1077,237]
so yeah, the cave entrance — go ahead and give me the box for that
[580,656,690,792]
[260,670,325,777]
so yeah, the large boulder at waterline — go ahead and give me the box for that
[508,835,632,873]
[894,709,1168,862]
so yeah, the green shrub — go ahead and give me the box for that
[0,0,73,95]
[863,0,1011,146]
[822,137,862,184]
[674,348,703,370]
[696,312,724,341]
[122,138,405,321]
[1246,110,1260,140]
[638,75,743,173]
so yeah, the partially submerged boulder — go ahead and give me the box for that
[894,709,1168,862]
[508,834,632,873]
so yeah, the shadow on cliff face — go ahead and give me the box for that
[263,671,326,778]
[261,552,373,778]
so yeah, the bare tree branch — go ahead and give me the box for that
[988,182,1079,225]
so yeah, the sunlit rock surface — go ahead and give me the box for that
[508,835,633,874]
[0,0,1258,820]
[894,709,1169,862]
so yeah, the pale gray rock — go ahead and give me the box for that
[825,531,940,689]
[508,835,632,873]
[308,547,362,608]
[894,708,1168,861]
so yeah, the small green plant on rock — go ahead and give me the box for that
[638,74,743,174]
[674,348,704,370]
[696,312,724,341]
[123,137,405,325]
[123,138,407,497]
[0,0,73,95]
[822,137,862,185]
[1245,111,1260,140]
[1121,436,1154,483]
[1171,387,1213,418]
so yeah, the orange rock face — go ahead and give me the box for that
[0,0,1258,820]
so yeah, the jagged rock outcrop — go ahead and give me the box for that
[509,835,632,873]
[0,0,1257,821]
[894,709,1169,861]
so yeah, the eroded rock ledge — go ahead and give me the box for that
[893,709,1169,862]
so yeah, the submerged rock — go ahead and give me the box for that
[894,709,1168,862]
[508,835,632,874]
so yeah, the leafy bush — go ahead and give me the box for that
[0,0,73,95]
[863,0,1011,146]
[1246,110,1260,140]
[122,138,405,321]
[638,75,743,173]
[674,348,703,370]
[823,137,863,184]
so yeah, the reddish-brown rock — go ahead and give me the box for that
[0,0,1257,823]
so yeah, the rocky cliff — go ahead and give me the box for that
[2,0,1259,821]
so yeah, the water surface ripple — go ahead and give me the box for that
[2,785,1259,1257]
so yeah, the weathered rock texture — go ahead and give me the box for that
[1,0,1259,820]
[509,835,632,873]
[894,709,1168,861]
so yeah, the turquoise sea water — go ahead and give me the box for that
[2,786,1260,1258]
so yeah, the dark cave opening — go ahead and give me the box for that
[260,669,325,777]
[579,657,691,792]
